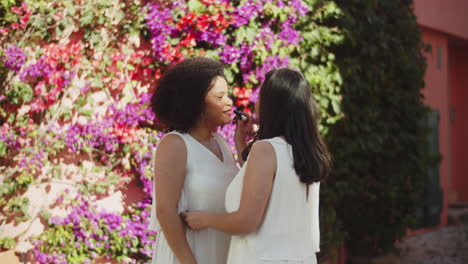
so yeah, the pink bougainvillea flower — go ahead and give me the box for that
[20,2,28,12]
[53,11,63,21]
[20,15,29,24]
[11,6,22,15]
[11,23,20,30]
[30,98,47,113]
[0,27,9,36]
[34,81,47,95]
[20,21,27,29]
[43,42,83,69]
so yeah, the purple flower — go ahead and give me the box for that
[194,31,227,46]
[65,119,120,153]
[145,2,184,61]
[255,55,290,83]
[108,92,156,127]
[231,1,263,27]
[279,20,301,45]
[239,43,254,73]
[257,27,275,50]
[291,0,309,17]
[219,45,242,64]
[2,45,26,71]
[19,57,52,82]
[250,86,260,103]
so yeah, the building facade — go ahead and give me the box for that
[413,0,468,227]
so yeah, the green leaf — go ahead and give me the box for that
[76,96,86,107]
[0,141,7,156]
[93,76,103,88]
[187,0,205,13]
[80,9,95,27]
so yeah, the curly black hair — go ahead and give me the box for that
[151,57,225,132]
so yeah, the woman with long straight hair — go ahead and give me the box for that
[182,67,331,264]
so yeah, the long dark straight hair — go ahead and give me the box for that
[242,68,331,184]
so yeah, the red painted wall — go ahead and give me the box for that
[450,46,468,202]
[414,0,468,41]
[420,29,450,225]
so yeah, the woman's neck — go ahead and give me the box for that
[188,122,217,142]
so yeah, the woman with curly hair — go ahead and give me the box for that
[149,58,239,264]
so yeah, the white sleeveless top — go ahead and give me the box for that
[149,131,238,264]
[225,137,320,264]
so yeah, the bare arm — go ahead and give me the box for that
[155,134,196,264]
[182,141,276,235]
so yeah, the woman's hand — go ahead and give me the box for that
[234,114,255,145]
[181,211,209,231]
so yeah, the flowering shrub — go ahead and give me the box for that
[0,0,345,262]
[33,195,157,264]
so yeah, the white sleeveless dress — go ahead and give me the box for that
[225,137,320,264]
[149,131,238,264]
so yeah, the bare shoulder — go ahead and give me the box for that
[249,140,276,164]
[155,133,187,158]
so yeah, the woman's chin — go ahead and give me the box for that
[219,118,231,126]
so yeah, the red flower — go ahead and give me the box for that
[201,0,215,5]
[112,124,143,143]
[141,68,153,77]
[179,33,196,47]
[177,12,196,30]
[3,103,19,113]
[233,87,252,107]
[11,23,19,30]
[161,44,184,62]
[233,87,252,98]
[196,14,211,31]
[154,69,162,80]
[49,71,64,88]
[141,58,152,66]
[235,98,250,107]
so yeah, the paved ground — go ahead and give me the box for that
[373,207,468,264]
[397,223,468,264]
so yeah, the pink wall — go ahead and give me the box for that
[450,46,468,202]
[414,0,468,41]
[420,29,450,225]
